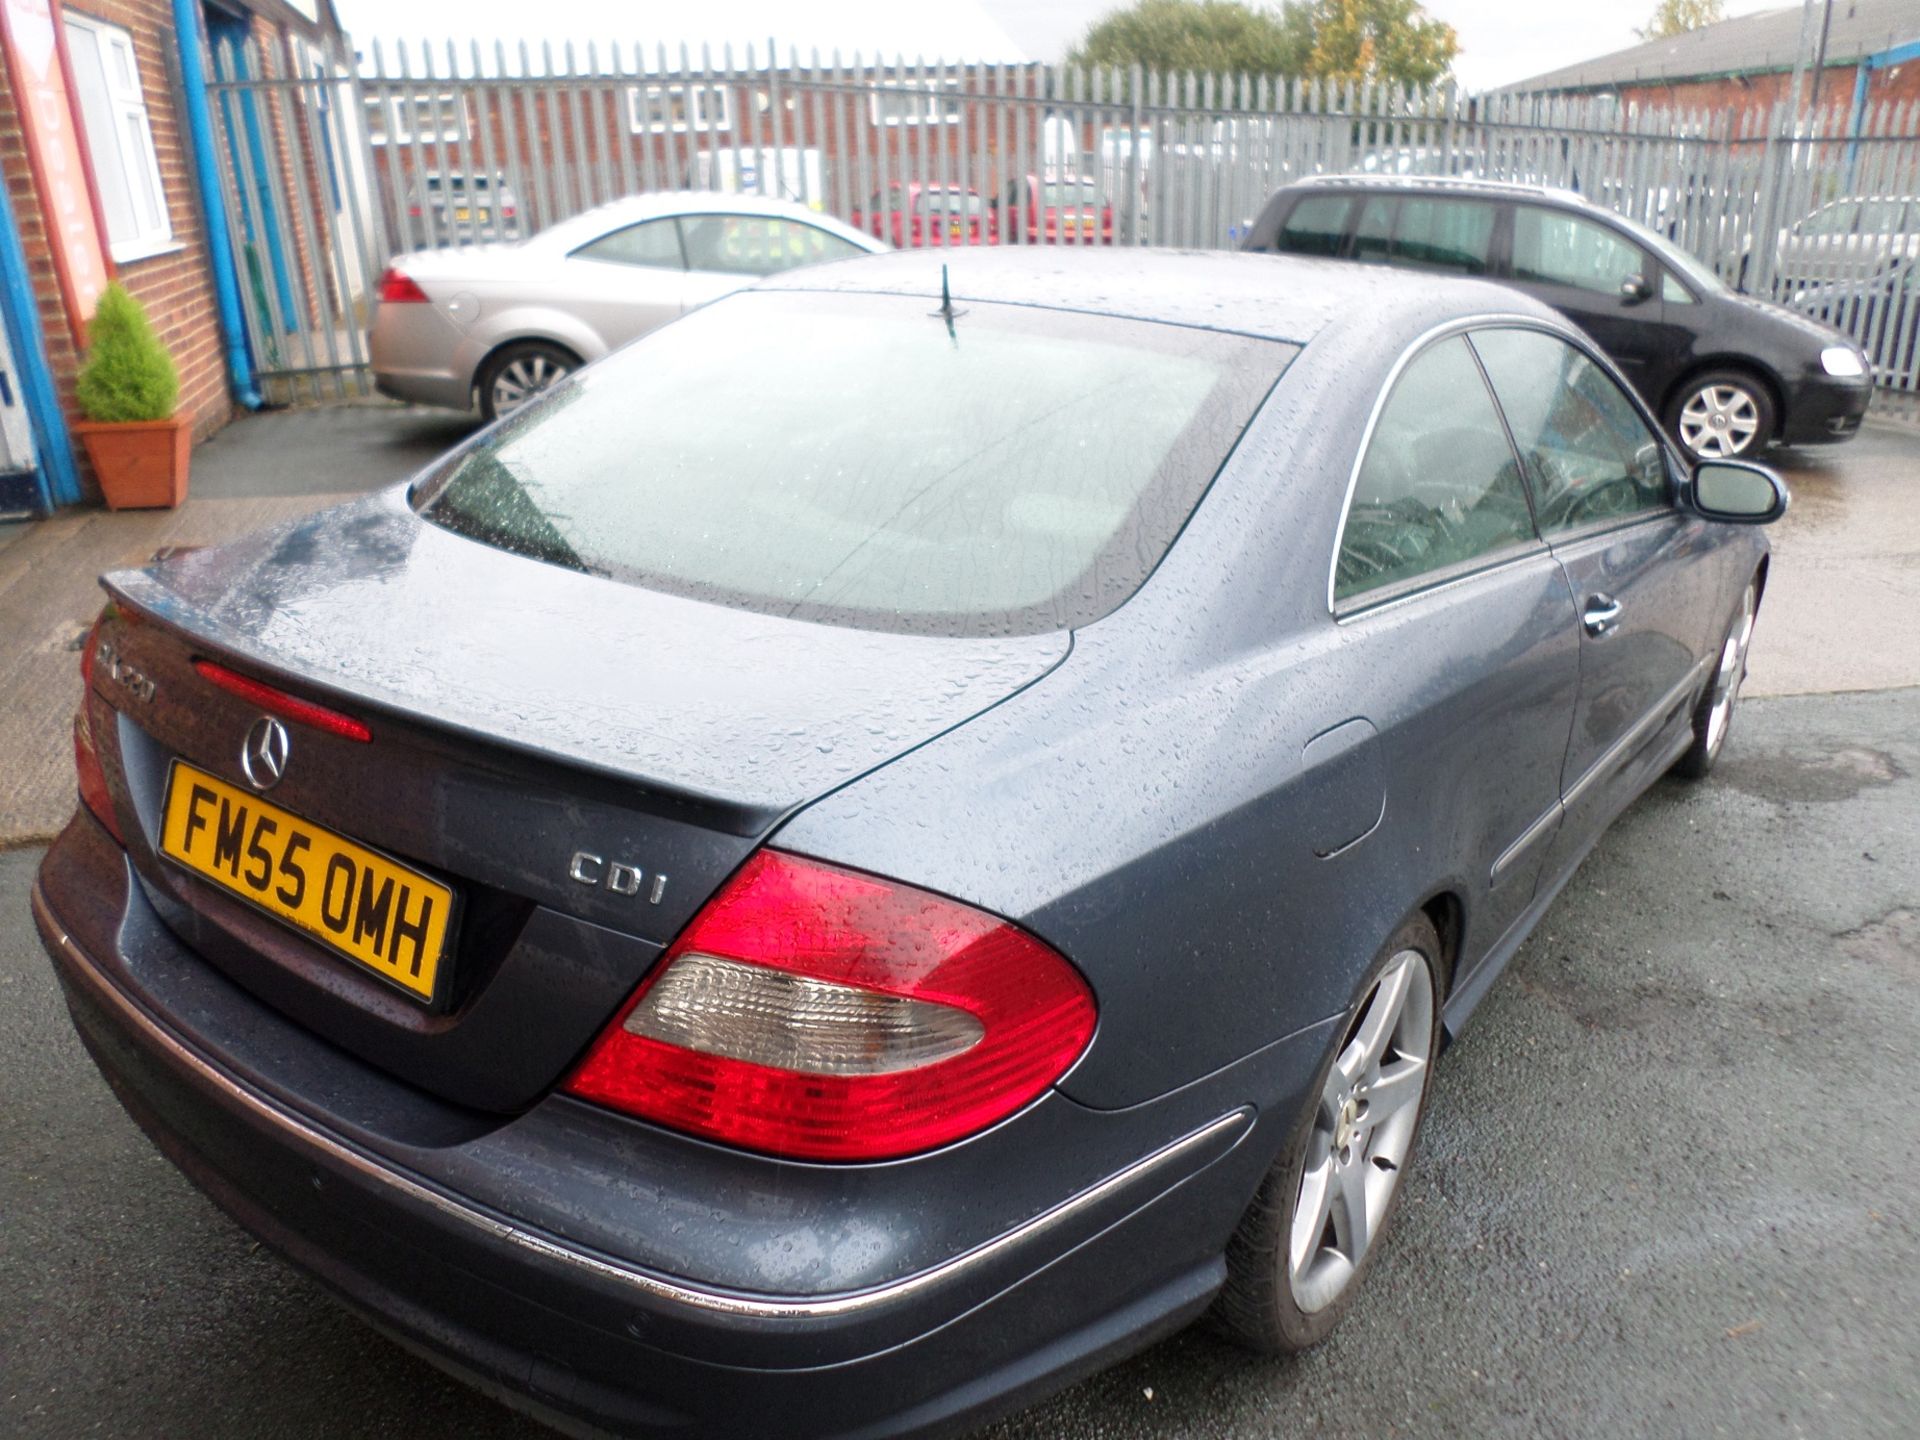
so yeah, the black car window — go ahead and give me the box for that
[1471,328,1671,535]
[1391,197,1494,275]
[1511,207,1647,297]
[680,214,865,276]
[1334,335,1537,605]
[1275,194,1351,256]
[1354,195,1394,264]
[1660,270,1695,303]
[572,218,685,269]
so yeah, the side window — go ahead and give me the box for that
[1274,195,1350,257]
[572,218,684,268]
[1858,198,1905,234]
[1390,198,1495,275]
[1660,270,1695,304]
[1334,336,1538,604]
[1471,328,1671,535]
[1353,196,1394,264]
[1800,200,1860,236]
[680,215,865,276]
[1511,208,1648,296]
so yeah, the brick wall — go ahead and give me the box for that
[2,0,233,501]
[1607,60,1920,127]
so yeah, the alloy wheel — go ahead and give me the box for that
[490,354,570,416]
[1704,583,1758,761]
[1678,383,1761,458]
[1288,948,1435,1314]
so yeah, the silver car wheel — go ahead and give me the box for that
[490,354,570,416]
[1704,581,1758,761]
[1288,948,1435,1315]
[1678,383,1761,458]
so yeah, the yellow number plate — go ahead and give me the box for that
[159,761,453,1002]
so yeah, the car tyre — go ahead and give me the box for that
[478,341,580,422]
[1674,577,1760,781]
[1212,913,1446,1354]
[1666,369,1775,462]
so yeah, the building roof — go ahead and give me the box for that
[1506,0,1920,94]
[333,0,1029,76]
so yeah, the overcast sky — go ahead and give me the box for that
[981,0,1790,90]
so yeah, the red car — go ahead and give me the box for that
[851,182,998,247]
[999,174,1116,245]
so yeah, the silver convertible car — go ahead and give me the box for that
[369,192,886,419]
[41,252,1784,1438]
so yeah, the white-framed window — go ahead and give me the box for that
[868,79,962,127]
[63,13,172,263]
[626,84,732,135]
[362,92,469,146]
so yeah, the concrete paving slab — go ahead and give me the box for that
[1747,422,1920,698]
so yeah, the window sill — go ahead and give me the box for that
[111,241,186,266]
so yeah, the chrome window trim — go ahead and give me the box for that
[1332,540,1554,626]
[1327,311,1576,617]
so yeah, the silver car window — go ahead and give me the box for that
[679,214,867,276]
[1334,336,1537,605]
[1471,328,1671,535]
[571,218,685,269]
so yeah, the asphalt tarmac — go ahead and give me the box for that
[4,685,1916,1439]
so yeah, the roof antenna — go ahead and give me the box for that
[930,262,963,343]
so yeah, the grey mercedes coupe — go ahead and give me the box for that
[35,249,1785,1437]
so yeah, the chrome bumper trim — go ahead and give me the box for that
[34,879,1250,1321]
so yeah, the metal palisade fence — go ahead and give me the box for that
[202,30,1920,403]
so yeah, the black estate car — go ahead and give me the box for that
[1243,176,1873,462]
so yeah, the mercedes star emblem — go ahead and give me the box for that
[240,716,291,791]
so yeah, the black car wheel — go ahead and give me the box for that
[1213,913,1445,1353]
[1667,369,1775,462]
[1674,578,1760,780]
[478,341,579,422]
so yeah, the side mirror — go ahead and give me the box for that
[1620,273,1652,303]
[1691,459,1789,524]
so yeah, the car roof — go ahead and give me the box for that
[1293,173,1589,206]
[756,246,1560,346]
[529,192,883,254]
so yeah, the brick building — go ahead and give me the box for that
[0,0,342,514]
[1507,0,1920,124]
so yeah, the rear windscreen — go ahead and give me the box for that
[417,290,1292,636]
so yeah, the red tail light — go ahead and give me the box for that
[75,610,122,842]
[566,851,1097,1161]
[192,659,373,742]
[378,267,428,304]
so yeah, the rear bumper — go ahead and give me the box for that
[33,812,1300,1438]
[1780,373,1871,446]
[369,299,475,412]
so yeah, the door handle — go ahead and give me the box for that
[1582,594,1624,636]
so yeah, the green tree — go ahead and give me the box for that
[76,282,178,423]
[1636,0,1726,42]
[1069,0,1458,89]
[1279,0,1458,88]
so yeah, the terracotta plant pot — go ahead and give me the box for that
[72,414,193,510]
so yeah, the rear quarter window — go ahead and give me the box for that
[1274,195,1351,257]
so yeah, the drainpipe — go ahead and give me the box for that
[171,0,262,408]
[0,152,82,510]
